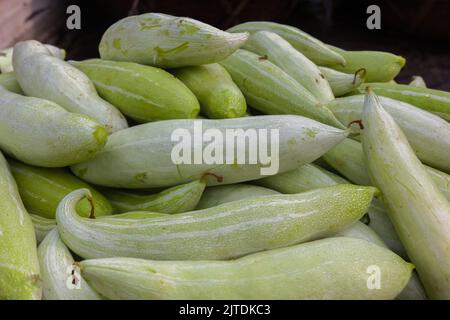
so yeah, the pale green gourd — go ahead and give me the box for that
[0,87,108,167]
[38,229,101,300]
[0,151,41,299]
[227,21,345,67]
[13,40,127,133]
[71,116,348,188]
[171,63,247,119]
[57,185,377,260]
[71,59,200,122]
[220,49,344,128]
[79,237,413,300]
[99,13,248,68]
[361,90,450,299]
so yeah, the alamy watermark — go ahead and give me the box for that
[367,5,381,30]
[366,265,382,290]
[170,121,280,175]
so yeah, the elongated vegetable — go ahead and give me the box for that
[196,184,279,209]
[31,214,56,244]
[71,116,348,188]
[227,21,345,67]
[13,40,127,133]
[0,72,22,94]
[31,211,169,243]
[322,138,450,200]
[38,229,101,300]
[335,221,426,300]
[171,63,247,118]
[244,31,334,103]
[361,89,450,299]
[103,179,205,214]
[220,50,344,128]
[80,237,412,300]
[409,76,426,88]
[327,95,450,172]
[8,159,113,219]
[57,185,377,260]
[357,82,450,121]
[0,86,107,167]
[0,151,41,299]
[328,46,405,82]
[71,59,200,122]
[99,13,248,68]
[319,67,366,97]
[0,44,65,73]
[255,163,347,194]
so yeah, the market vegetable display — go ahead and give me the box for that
[1,11,449,301]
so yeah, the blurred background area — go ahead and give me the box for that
[1,0,449,89]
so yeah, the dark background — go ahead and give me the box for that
[1,0,450,89]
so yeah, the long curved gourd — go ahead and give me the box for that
[327,95,450,172]
[99,13,248,68]
[8,159,113,219]
[79,237,412,300]
[57,185,377,260]
[0,87,107,167]
[71,59,200,122]
[227,21,345,67]
[12,40,127,133]
[0,151,41,299]
[243,31,334,103]
[361,90,450,299]
[220,49,344,128]
[0,44,65,73]
[71,116,348,188]
[38,229,101,300]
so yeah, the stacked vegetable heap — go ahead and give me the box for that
[0,12,449,300]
